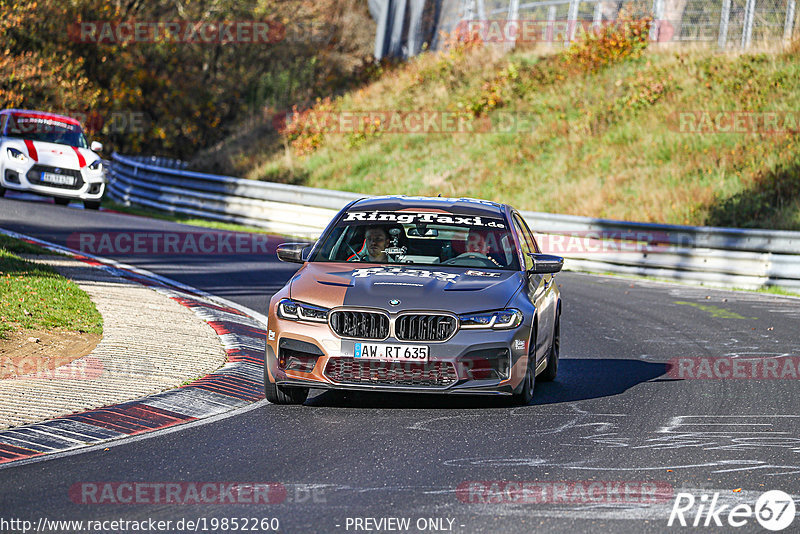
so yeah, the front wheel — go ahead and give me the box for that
[538,314,560,382]
[264,367,308,405]
[53,197,70,206]
[84,200,101,210]
[511,355,535,406]
[0,186,6,197]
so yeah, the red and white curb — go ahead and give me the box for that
[0,228,268,466]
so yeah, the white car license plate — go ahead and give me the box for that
[354,343,429,362]
[41,172,75,186]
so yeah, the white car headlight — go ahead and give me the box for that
[459,309,523,329]
[276,298,329,323]
[7,148,27,162]
[87,160,102,171]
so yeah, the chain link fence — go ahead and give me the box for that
[371,0,798,58]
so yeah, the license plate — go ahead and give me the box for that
[354,343,429,362]
[41,172,75,186]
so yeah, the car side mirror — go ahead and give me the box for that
[527,254,564,274]
[90,141,103,152]
[276,242,313,263]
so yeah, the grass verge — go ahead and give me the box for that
[0,237,103,339]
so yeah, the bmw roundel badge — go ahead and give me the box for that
[389,299,401,306]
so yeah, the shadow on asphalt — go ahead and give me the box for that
[302,358,668,409]
[532,358,668,405]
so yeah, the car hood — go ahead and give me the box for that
[289,263,524,313]
[9,139,97,169]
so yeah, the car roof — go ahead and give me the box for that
[349,195,509,217]
[1,109,82,127]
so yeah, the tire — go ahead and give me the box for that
[538,313,560,382]
[511,353,535,406]
[0,186,6,197]
[84,200,101,210]
[53,197,70,206]
[264,365,309,405]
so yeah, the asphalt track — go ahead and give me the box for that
[1,194,800,534]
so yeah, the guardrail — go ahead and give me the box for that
[107,152,800,291]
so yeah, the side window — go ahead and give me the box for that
[515,214,540,253]
[512,216,534,271]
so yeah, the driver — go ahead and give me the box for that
[466,229,491,255]
[465,228,504,267]
[349,226,392,263]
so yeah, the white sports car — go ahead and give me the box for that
[0,109,107,209]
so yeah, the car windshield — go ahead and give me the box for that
[4,114,88,148]
[311,208,521,270]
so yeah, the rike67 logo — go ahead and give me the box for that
[668,490,796,531]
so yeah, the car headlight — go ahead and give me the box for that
[7,148,27,162]
[87,159,102,171]
[459,309,523,329]
[276,298,329,323]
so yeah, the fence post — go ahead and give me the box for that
[506,0,520,50]
[718,0,731,49]
[741,0,755,49]
[650,0,664,42]
[785,0,797,42]
[463,0,475,21]
[374,0,392,60]
[547,5,557,43]
[593,1,602,30]
[566,0,580,45]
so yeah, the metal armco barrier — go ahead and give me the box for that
[107,152,800,291]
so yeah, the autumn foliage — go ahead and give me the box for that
[1,0,375,157]
[562,12,652,72]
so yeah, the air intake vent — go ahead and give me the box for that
[325,358,458,387]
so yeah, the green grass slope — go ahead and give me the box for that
[244,24,800,230]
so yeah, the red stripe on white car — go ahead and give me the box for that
[23,139,38,161]
[71,146,86,168]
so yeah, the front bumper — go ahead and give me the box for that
[277,376,516,395]
[267,320,533,396]
[2,161,106,200]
